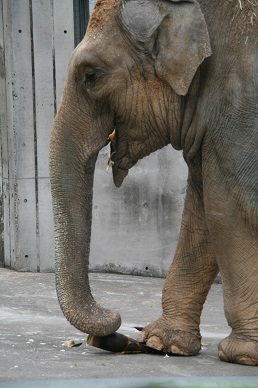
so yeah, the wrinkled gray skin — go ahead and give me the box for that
[49,0,258,365]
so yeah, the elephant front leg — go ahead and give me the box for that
[138,179,219,355]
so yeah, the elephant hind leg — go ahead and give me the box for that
[219,334,258,366]
[138,177,219,355]
[211,228,258,366]
[204,171,258,366]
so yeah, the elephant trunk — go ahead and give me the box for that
[49,106,121,336]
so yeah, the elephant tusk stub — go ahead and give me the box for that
[106,129,116,171]
[108,129,116,144]
[106,152,116,171]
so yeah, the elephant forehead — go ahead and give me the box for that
[87,0,120,34]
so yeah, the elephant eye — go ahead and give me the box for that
[84,68,105,87]
[84,71,97,85]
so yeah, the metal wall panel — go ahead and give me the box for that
[74,0,89,46]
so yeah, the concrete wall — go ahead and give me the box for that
[0,0,188,276]
[91,146,187,278]
[0,0,74,271]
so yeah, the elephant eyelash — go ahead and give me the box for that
[83,69,106,87]
[84,71,98,85]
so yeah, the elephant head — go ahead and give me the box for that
[49,0,211,336]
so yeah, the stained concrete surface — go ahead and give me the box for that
[1,268,258,384]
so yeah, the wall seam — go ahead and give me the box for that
[29,0,40,272]
[51,0,57,116]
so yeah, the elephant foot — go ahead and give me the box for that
[137,317,201,356]
[218,334,258,366]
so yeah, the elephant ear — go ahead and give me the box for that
[120,0,211,96]
[154,0,212,95]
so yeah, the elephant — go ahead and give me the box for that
[49,0,258,366]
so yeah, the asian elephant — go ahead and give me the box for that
[49,0,258,365]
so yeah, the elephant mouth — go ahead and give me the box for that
[106,129,132,188]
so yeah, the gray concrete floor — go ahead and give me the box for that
[1,268,258,385]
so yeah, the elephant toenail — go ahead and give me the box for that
[137,332,145,343]
[218,349,228,362]
[236,356,258,366]
[171,345,184,355]
[146,337,163,351]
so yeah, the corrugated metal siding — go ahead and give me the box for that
[74,0,89,46]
